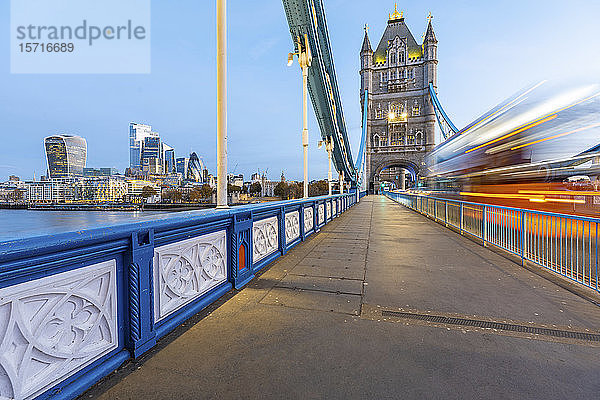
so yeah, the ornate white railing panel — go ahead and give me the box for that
[153,230,227,322]
[318,204,325,225]
[303,207,314,233]
[285,211,300,245]
[332,200,337,217]
[326,202,331,219]
[0,260,118,400]
[252,216,279,264]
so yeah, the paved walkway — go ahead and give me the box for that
[88,196,600,400]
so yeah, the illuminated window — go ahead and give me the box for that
[406,129,415,145]
[412,100,420,116]
[389,124,405,146]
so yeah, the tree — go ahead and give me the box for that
[241,185,248,194]
[249,182,262,196]
[189,187,204,202]
[228,184,241,193]
[274,181,289,199]
[288,182,303,199]
[141,186,157,200]
[199,184,214,200]
[309,180,329,197]
[163,189,183,203]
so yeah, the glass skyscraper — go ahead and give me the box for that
[129,123,158,169]
[187,152,206,182]
[44,135,87,179]
[164,147,176,174]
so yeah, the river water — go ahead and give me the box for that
[0,210,170,242]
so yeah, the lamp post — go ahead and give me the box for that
[216,0,228,208]
[288,34,312,198]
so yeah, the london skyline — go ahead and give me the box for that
[1,0,599,182]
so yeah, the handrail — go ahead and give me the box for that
[0,192,361,399]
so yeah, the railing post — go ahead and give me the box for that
[521,210,526,266]
[483,205,487,246]
[126,230,157,358]
[445,201,448,226]
[460,202,464,234]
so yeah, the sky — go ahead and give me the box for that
[1,0,600,182]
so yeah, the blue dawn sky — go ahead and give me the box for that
[1,0,599,181]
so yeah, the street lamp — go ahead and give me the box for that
[318,137,334,195]
[287,34,312,198]
[216,0,228,208]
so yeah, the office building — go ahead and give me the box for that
[44,135,87,179]
[187,152,206,182]
[176,157,189,177]
[129,123,158,169]
[163,145,176,174]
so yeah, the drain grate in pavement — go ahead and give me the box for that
[381,310,600,342]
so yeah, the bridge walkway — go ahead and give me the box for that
[87,195,600,399]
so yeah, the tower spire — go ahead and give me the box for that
[361,24,372,52]
[424,12,437,43]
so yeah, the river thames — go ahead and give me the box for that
[0,210,170,242]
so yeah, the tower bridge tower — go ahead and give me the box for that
[360,6,438,192]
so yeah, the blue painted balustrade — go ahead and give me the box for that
[0,193,358,400]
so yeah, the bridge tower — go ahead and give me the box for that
[360,6,438,192]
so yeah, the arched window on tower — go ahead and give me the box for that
[399,50,405,63]
[390,51,396,64]
[416,130,423,145]
[372,133,380,147]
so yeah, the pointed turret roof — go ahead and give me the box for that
[373,10,422,62]
[361,28,372,53]
[424,15,437,43]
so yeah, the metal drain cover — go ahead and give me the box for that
[381,310,600,342]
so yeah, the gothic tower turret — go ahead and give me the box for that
[360,25,373,102]
[423,14,438,88]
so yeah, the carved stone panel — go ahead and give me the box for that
[303,207,314,233]
[153,230,227,322]
[285,211,300,245]
[326,202,331,219]
[0,260,118,400]
[318,204,325,225]
[252,216,279,264]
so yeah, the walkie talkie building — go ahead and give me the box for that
[44,134,87,179]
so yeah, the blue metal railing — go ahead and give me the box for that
[0,193,360,400]
[384,191,599,294]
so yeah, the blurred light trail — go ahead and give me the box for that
[510,122,600,150]
[465,114,557,154]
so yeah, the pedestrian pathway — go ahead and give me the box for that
[85,196,600,400]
